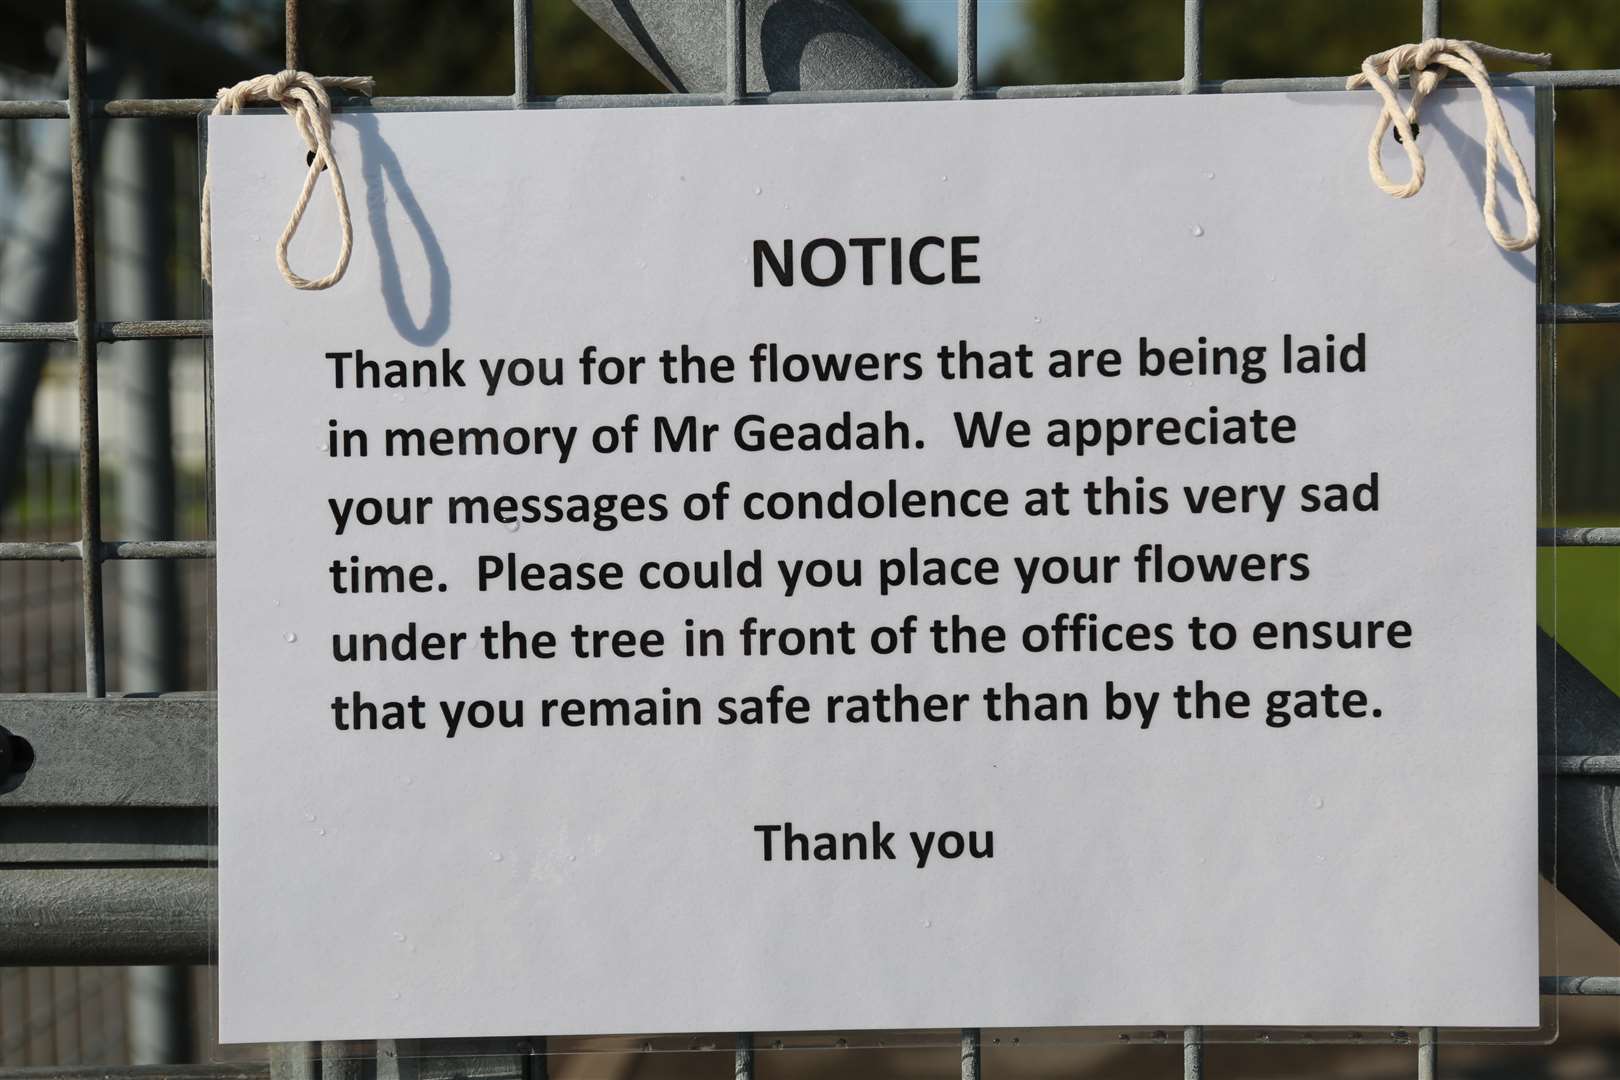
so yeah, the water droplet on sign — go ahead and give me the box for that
[504,521,520,533]
[317,827,327,837]
[752,185,761,195]
[402,775,414,787]
[284,632,297,643]
[390,991,401,1001]
[1311,795,1325,809]
[567,854,576,862]
[303,812,316,822]
[392,392,403,403]
[393,931,406,943]
[1203,170,1215,180]
[922,919,932,928]
[490,850,504,862]
[1190,224,1205,237]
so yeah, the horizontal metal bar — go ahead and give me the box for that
[0,865,213,964]
[0,534,1600,559]
[0,93,715,118]
[1548,755,1620,777]
[0,694,215,808]
[1544,302,1620,324]
[0,540,216,560]
[0,319,212,342]
[1538,528,1620,547]
[3,67,1617,119]
[0,1068,269,1080]
[0,806,212,866]
[1210,69,1620,93]
[1,305,1606,347]
[1543,976,1620,996]
[0,533,1599,558]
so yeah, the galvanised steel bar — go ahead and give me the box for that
[1550,756,1620,776]
[6,65,1620,121]
[1184,1025,1203,1080]
[1182,0,1203,96]
[4,304,1612,344]
[1538,528,1620,546]
[721,3,748,1066]
[285,0,299,70]
[513,0,532,105]
[0,693,214,808]
[0,540,216,560]
[959,1028,979,1080]
[1545,302,1620,323]
[1,524,1611,564]
[65,0,107,698]
[107,65,183,698]
[1418,1026,1437,1080]
[1543,976,1620,995]
[724,0,744,104]
[0,1068,269,1080]
[0,320,212,342]
[955,0,977,98]
[0,866,214,964]
[2,61,1618,118]
[955,10,979,1077]
[1422,0,1442,40]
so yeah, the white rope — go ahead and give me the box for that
[200,71,375,290]
[1346,39,1548,252]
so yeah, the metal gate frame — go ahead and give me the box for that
[3,1,1620,1077]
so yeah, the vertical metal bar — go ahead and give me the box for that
[955,0,977,97]
[1182,0,1204,94]
[108,63,181,694]
[513,0,532,105]
[269,1042,317,1080]
[1421,0,1442,40]
[65,0,106,699]
[525,1037,549,1080]
[126,966,189,1064]
[725,0,745,102]
[1183,1025,1203,1080]
[959,1027,980,1080]
[1535,87,1556,523]
[1417,1026,1437,1080]
[723,1,747,1065]
[321,1043,366,1080]
[285,0,300,69]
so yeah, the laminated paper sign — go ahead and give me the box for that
[211,90,1539,1041]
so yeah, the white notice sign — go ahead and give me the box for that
[212,91,1539,1042]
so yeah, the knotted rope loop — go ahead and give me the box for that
[1346,39,1548,252]
[200,71,375,290]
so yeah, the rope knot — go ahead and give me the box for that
[200,71,375,290]
[1346,38,1548,252]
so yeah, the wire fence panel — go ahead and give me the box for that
[1,1,1618,1077]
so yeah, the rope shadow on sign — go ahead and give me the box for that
[350,110,453,347]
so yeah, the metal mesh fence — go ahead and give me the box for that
[2,1,1619,1077]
